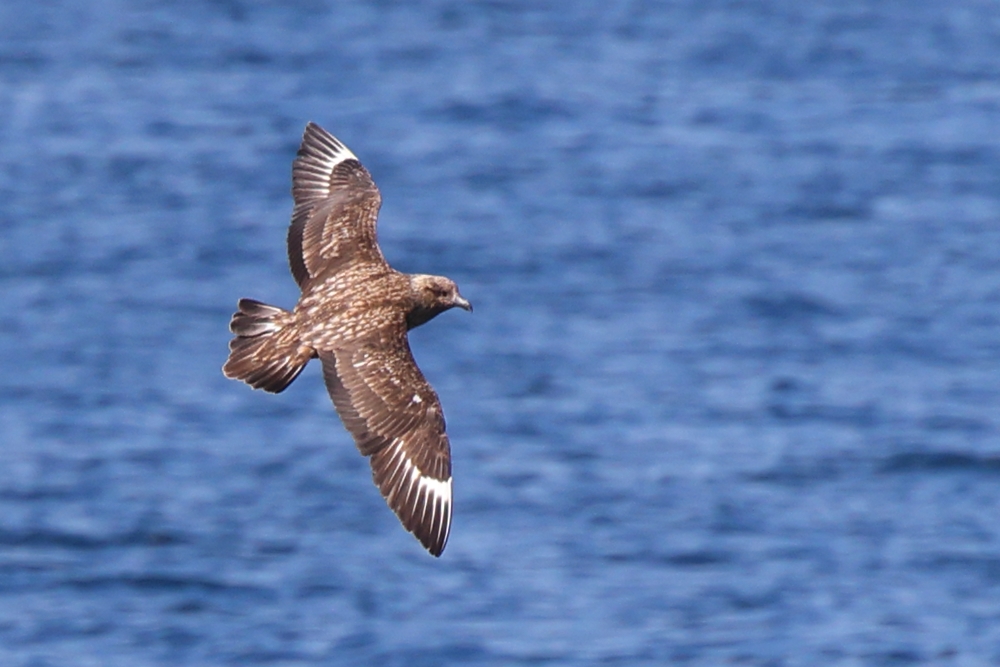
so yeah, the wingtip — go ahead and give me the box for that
[367,438,453,558]
[295,122,360,177]
[301,121,326,144]
[415,476,453,557]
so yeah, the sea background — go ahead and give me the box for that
[1,1,999,665]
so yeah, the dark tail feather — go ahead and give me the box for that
[223,299,311,393]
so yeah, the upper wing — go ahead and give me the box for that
[287,122,386,290]
[318,325,453,557]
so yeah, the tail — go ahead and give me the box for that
[223,298,313,393]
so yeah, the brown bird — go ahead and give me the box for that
[223,122,472,556]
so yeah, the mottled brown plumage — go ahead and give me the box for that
[223,122,471,557]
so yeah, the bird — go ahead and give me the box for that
[223,122,472,557]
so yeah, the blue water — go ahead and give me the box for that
[2,1,1000,664]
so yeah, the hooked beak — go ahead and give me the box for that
[453,294,473,312]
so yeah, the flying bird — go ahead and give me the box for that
[223,122,472,556]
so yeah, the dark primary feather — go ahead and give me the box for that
[318,325,453,556]
[287,122,385,290]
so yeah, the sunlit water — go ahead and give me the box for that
[1,2,1000,664]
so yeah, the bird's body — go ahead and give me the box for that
[223,123,470,556]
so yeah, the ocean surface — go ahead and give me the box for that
[1,1,1000,665]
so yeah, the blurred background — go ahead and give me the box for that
[1,1,999,664]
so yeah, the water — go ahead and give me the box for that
[1,1,1000,664]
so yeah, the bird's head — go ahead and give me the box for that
[407,274,472,329]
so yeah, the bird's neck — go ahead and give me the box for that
[405,304,445,330]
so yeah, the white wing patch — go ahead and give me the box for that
[303,122,358,174]
[293,123,363,211]
[414,471,452,545]
[382,437,452,554]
